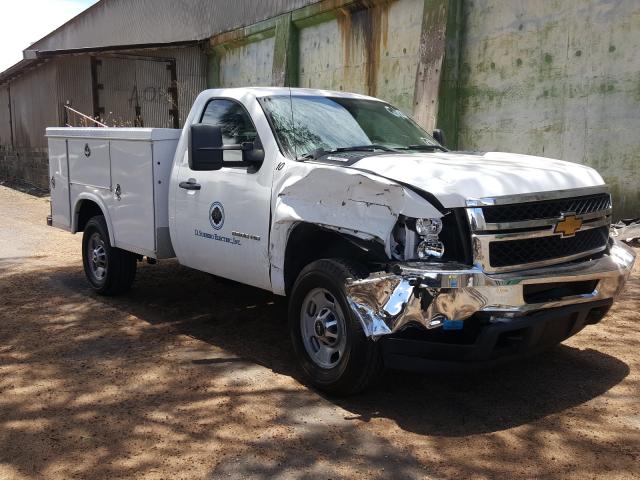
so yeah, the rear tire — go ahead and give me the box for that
[288,259,382,396]
[82,215,137,296]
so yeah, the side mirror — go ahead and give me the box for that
[241,141,265,164]
[432,129,446,147]
[189,124,223,171]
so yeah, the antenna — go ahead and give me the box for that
[285,63,298,160]
[284,20,297,160]
[289,83,297,159]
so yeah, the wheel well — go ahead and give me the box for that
[283,223,388,295]
[76,200,104,232]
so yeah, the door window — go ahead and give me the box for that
[200,99,258,162]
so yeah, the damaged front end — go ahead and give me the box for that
[271,161,636,370]
[346,241,635,369]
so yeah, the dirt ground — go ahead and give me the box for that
[0,184,638,480]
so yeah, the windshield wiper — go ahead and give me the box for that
[397,144,448,152]
[298,144,395,160]
[334,144,395,152]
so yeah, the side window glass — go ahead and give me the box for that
[200,99,258,162]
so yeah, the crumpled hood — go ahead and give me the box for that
[349,151,605,208]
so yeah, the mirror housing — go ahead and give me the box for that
[189,124,223,171]
[241,141,265,164]
[432,128,446,147]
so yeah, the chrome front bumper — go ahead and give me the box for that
[347,239,636,338]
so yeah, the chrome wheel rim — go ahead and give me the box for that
[88,232,107,281]
[300,287,347,369]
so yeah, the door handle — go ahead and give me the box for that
[179,180,201,191]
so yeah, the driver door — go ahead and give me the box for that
[173,97,273,290]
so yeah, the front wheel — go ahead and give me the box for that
[82,215,137,296]
[288,259,382,396]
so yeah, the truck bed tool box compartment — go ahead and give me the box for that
[46,127,180,259]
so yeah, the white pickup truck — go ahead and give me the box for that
[47,87,636,395]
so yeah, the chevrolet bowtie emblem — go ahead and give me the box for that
[554,213,583,237]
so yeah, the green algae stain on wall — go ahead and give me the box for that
[457,0,640,219]
[296,0,424,115]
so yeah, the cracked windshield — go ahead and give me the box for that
[260,95,441,159]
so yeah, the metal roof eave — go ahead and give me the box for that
[25,39,206,58]
[0,59,46,86]
[0,39,206,85]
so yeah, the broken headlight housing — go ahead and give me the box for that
[391,211,472,263]
[391,216,445,260]
[417,234,445,259]
[415,218,443,236]
[414,218,445,259]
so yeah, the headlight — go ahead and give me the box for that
[413,218,445,259]
[417,235,445,259]
[415,218,443,236]
[391,216,448,261]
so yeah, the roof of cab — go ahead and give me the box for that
[198,87,383,102]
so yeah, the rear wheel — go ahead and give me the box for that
[289,259,382,396]
[82,215,137,295]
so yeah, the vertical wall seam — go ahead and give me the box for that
[272,13,299,87]
[435,0,462,149]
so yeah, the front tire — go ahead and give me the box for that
[82,215,137,295]
[289,259,382,396]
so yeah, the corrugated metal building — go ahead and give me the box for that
[0,0,319,189]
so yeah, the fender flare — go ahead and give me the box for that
[72,192,116,245]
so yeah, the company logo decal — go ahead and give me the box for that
[209,202,225,230]
[195,201,240,246]
[554,213,583,237]
[232,231,261,241]
[84,144,91,157]
[195,229,241,246]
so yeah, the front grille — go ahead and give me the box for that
[482,193,611,223]
[489,226,609,268]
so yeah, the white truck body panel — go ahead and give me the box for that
[68,138,111,188]
[46,127,180,258]
[109,140,156,255]
[48,138,71,230]
[169,89,277,290]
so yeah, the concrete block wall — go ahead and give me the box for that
[457,0,640,219]
[208,0,455,133]
[208,0,638,218]
[0,146,49,190]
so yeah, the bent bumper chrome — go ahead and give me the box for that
[346,240,636,338]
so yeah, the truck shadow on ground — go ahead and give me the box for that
[56,259,632,437]
[1,258,637,479]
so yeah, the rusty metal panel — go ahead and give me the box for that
[0,86,11,146]
[93,46,206,128]
[97,56,138,127]
[128,46,207,127]
[9,61,59,148]
[169,46,207,127]
[135,58,174,128]
[28,0,317,52]
[56,56,93,123]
